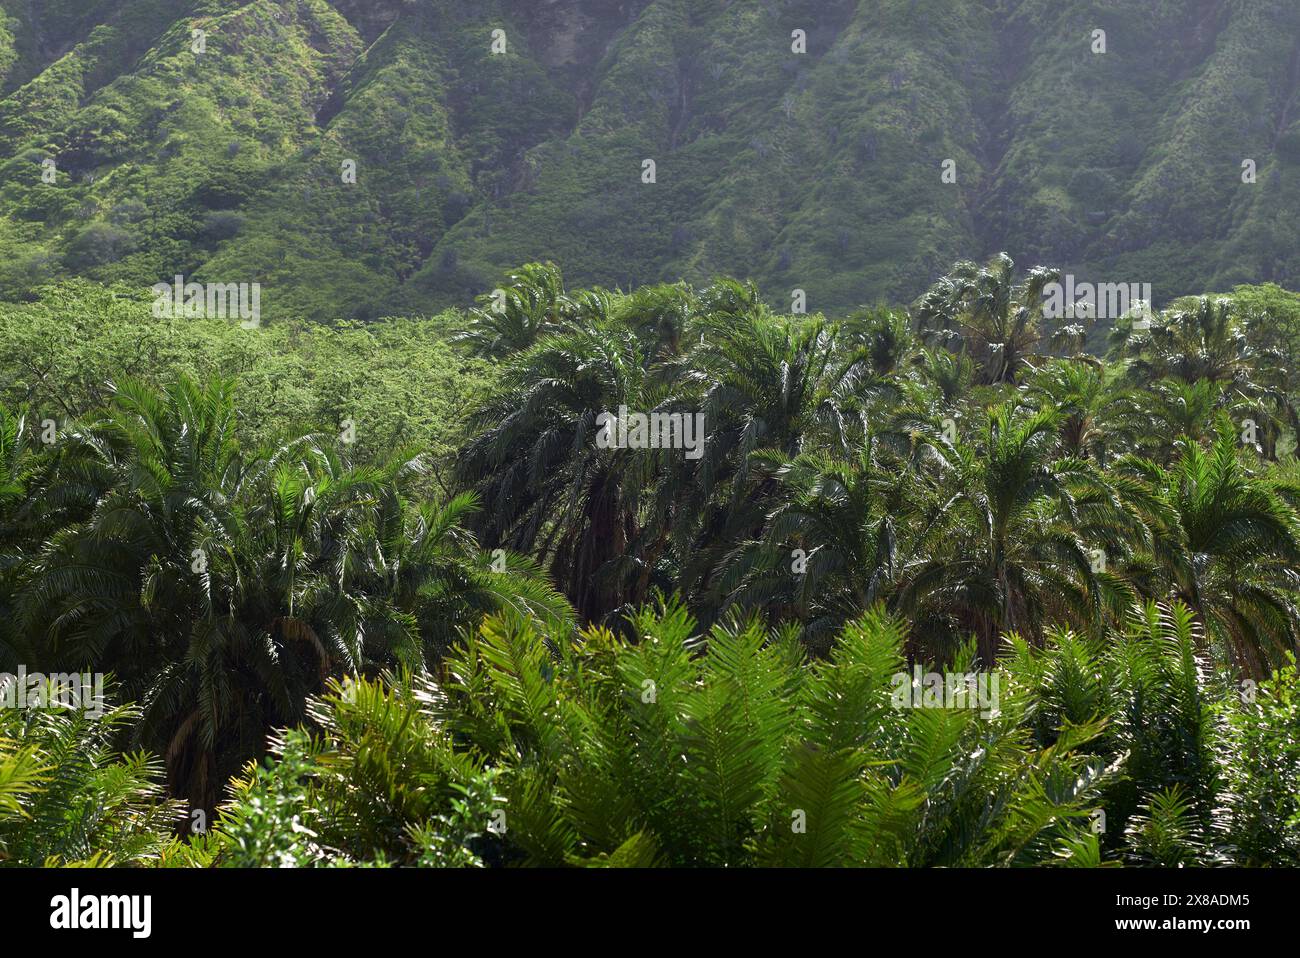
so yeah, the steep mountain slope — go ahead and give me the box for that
[0,0,1297,319]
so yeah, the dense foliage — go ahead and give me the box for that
[2,257,1300,867]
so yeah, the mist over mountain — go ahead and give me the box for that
[2,0,1298,319]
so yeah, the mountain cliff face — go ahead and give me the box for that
[1,0,1298,319]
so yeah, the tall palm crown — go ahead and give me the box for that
[456,323,677,621]
[915,253,1058,385]
[453,263,575,359]
[894,403,1132,662]
[713,446,897,652]
[1115,424,1300,677]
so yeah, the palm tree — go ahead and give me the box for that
[1112,297,1295,459]
[18,377,249,695]
[453,262,575,359]
[689,311,863,466]
[714,446,897,652]
[1135,379,1242,460]
[1024,358,1137,463]
[1119,296,1257,387]
[456,323,680,621]
[674,310,877,606]
[19,376,570,811]
[363,489,574,660]
[841,306,917,378]
[915,254,1058,385]
[913,346,975,407]
[894,403,1136,661]
[16,377,337,808]
[0,405,50,671]
[612,281,694,363]
[1114,422,1300,677]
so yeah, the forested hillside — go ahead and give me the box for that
[2,0,1299,318]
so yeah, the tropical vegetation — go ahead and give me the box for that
[2,258,1300,867]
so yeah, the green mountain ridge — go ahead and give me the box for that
[1,0,1298,319]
